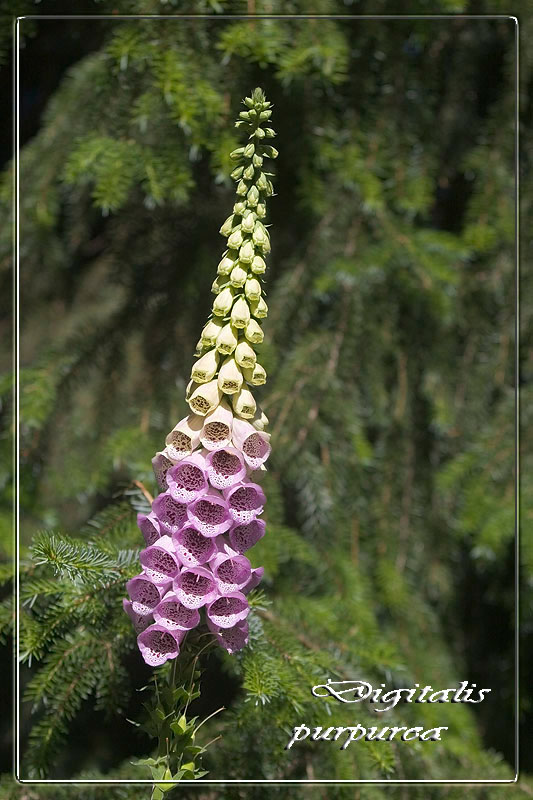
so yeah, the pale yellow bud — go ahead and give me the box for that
[217,253,237,276]
[188,379,222,417]
[213,286,234,317]
[245,277,262,302]
[235,340,257,369]
[256,203,266,219]
[243,362,266,386]
[244,318,264,344]
[216,323,238,355]
[218,356,243,395]
[211,276,227,295]
[230,264,248,288]
[251,296,268,318]
[219,215,235,237]
[233,201,247,215]
[241,212,255,233]
[231,296,251,328]
[239,240,255,264]
[191,348,219,383]
[247,185,259,207]
[252,409,269,430]
[201,318,224,347]
[232,386,257,419]
[251,255,266,274]
[227,229,244,249]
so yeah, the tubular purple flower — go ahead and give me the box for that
[123,598,153,633]
[211,550,252,594]
[224,482,266,523]
[137,512,162,547]
[153,592,201,631]
[205,446,247,490]
[187,490,232,537]
[166,451,209,503]
[139,535,181,584]
[152,491,188,535]
[207,618,249,654]
[243,566,265,594]
[152,450,177,489]
[165,414,203,461]
[137,624,184,666]
[172,524,217,567]
[231,418,271,469]
[173,566,219,609]
[229,518,266,553]
[200,400,233,451]
[126,574,170,616]
[206,592,250,629]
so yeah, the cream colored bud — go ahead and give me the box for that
[235,340,257,369]
[211,276,228,295]
[230,165,244,180]
[244,143,255,158]
[230,264,248,288]
[247,185,259,207]
[256,203,266,219]
[239,240,255,264]
[241,212,255,233]
[219,215,235,237]
[251,255,266,274]
[230,296,251,328]
[256,172,268,191]
[217,356,243,395]
[227,228,244,250]
[213,286,234,316]
[245,277,262,302]
[217,253,237,276]
[244,318,264,344]
[251,296,268,318]
[233,201,247,215]
[252,221,269,250]
[165,414,203,459]
[191,348,219,383]
[201,318,224,348]
[216,323,238,355]
[252,153,263,168]
[188,379,222,417]
[243,164,255,181]
[252,409,269,430]
[232,386,257,419]
[200,399,233,451]
[236,180,248,197]
[243,362,266,386]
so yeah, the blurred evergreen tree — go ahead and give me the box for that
[1,1,530,796]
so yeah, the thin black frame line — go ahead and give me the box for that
[13,12,520,786]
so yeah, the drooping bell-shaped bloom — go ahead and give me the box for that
[232,387,256,419]
[126,574,170,616]
[250,296,268,319]
[152,491,188,535]
[251,254,266,275]
[244,277,262,302]
[230,264,248,288]
[231,418,271,470]
[137,512,162,547]
[200,317,224,347]
[224,482,266,523]
[153,592,201,631]
[191,348,219,384]
[200,400,233,451]
[122,598,153,633]
[229,518,266,553]
[251,409,269,431]
[166,451,209,503]
[152,449,177,489]
[173,566,219,609]
[188,379,222,417]
[234,340,256,369]
[137,624,184,666]
[206,592,250,629]
[244,318,264,344]
[172,524,217,567]
[165,414,203,461]
[218,356,243,395]
[187,490,232,537]
[230,296,251,329]
[211,548,252,594]
[217,252,237,276]
[139,535,181,584]
[242,362,267,386]
[243,566,265,594]
[216,323,238,356]
[205,447,246,490]
[212,286,234,317]
[207,618,249,654]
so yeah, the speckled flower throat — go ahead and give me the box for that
[124,88,276,665]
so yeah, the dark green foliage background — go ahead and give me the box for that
[1,1,531,796]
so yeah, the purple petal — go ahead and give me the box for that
[166,452,209,503]
[206,592,249,628]
[152,491,188,535]
[137,512,161,546]
[137,624,183,666]
[123,598,152,633]
[173,566,218,609]
[229,519,266,553]
[126,574,170,615]
[205,447,247,490]
[172,525,217,567]
[213,553,252,594]
[207,618,249,654]
[139,536,180,584]
[153,592,201,631]
[187,490,232,537]
[224,482,266,523]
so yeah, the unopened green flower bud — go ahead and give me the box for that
[233,201,247,215]
[244,143,255,158]
[251,296,268,318]
[231,296,251,328]
[252,221,269,249]
[266,180,274,196]
[247,185,259,207]
[245,277,262,302]
[262,145,278,158]
[256,203,266,219]
[256,173,268,192]
[232,386,257,419]
[252,154,263,168]
[235,340,257,369]
[259,110,272,121]
[230,146,245,160]
[213,286,234,316]
[251,255,266,274]
[218,356,243,395]
[244,96,254,109]
[230,264,248,288]
[245,318,264,343]
[191,347,219,383]
[265,128,276,138]
[254,127,266,139]
[239,110,252,121]
[241,212,255,233]
[230,165,244,180]
[216,323,238,355]
[217,252,238,276]
[227,229,244,250]
[239,239,255,264]
[212,275,228,295]
[220,215,235,237]
[243,362,267,386]
[188,379,222,416]
[201,317,224,347]
[243,163,255,181]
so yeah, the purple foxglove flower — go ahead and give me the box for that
[206,592,250,629]
[137,512,161,547]
[187,489,232,537]
[166,451,209,503]
[207,618,249,654]
[152,450,177,489]
[231,418,271,470]
[173,566,218,609]
[200,400,233,451]
[229,518,266,553]
[139,535,181,584]
[223,482,266,523]
[122,598,152,633]
[211,549,252,594]
[126,574,170,615]
[153,592,201,631]
[205,447,247,490]
[165,414,203,461]
[243,566,264,594]
[137,623,184,666]
[173,524,217,567]
[152,491,188,535]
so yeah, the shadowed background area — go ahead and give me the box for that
[0,2,531,797]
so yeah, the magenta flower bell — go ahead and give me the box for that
[122,598,152,633]
[166,451,209,503]
[224,482,266,523]
[231,418,271,470]
[172,524,217,567]
[207,618,249,654]
[137,512,161,547]
[243,566,265,594]
[139,535,181,584]
[205,446,247,490]
[126,574,170,616]
[173,566,219,609]
[229,518,266,553]
[206,591,250,628]
[187,490,232,537]
[153,592,201,631]
[211,549,252,594]
[137,624,184,666]
[152,491,188,535]
[152,450,176,489]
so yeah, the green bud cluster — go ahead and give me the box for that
[189,88,277,419]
